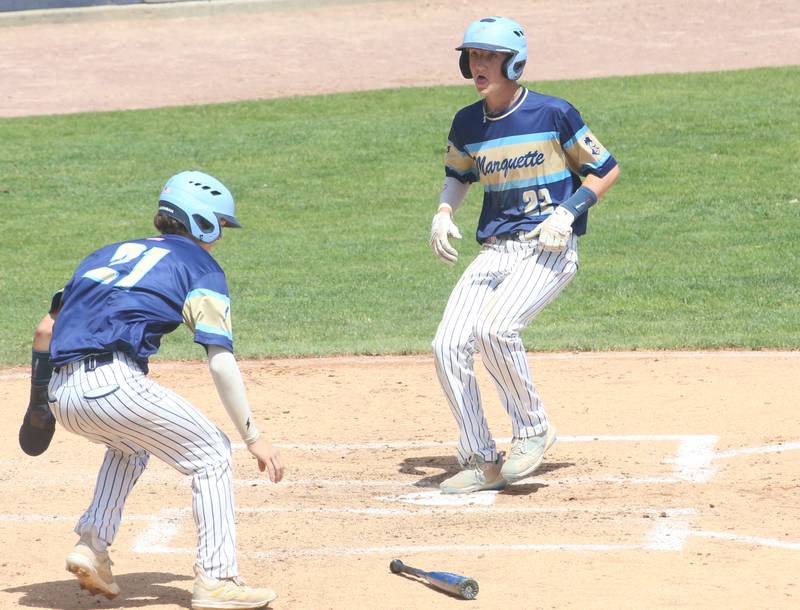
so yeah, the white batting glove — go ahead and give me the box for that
[522,206,575,253]
[430,210,462,265]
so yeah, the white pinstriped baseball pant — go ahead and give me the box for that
[48,352,238,578]
[432,234,578,465]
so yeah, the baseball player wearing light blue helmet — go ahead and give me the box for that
[158,170,242,244]
[430,16,621,493]
[25,170,285,608]
[456,16,528,80]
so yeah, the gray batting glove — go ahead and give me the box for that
[430,210,462,265]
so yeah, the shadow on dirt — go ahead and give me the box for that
[4,571,192,609]
[399,454,573,492]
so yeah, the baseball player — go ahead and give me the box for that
[45,171,283,609]
[430,17,620,493]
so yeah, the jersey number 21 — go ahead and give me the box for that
[82,243,170,289]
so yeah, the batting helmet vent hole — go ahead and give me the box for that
[480,18,496,22]
[513,30,523,37]
[210,190,221,196]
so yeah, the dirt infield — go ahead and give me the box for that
[1,0,800,117]
[2,353,800,609]
[2,1,800,609]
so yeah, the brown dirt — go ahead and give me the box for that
[2,1,799,609]
[1,0,799,117]
[2,353,800,609]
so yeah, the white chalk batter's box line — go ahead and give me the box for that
[2,508,696,556]
[259,434,722,484]
[130,506,697,557]
[12,436,800,490]
[0,434,723,487]
[87,434,717,488]
[5,505,800,556]
[4,437,800,557]
[228,432,800,489]
[89,429,800,558]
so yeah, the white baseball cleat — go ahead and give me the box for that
[191,567,277,609]
[500,425,558,483]
[440,453,507,494]
[65,543,120,600]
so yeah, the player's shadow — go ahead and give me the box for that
[400,455,573,495]
[4,571,192,609]
[500,462,574,496]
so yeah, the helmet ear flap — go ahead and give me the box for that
[192,213,216,235]
[459,50,472,79]
[506,58,526,80]
[502,55,512,79]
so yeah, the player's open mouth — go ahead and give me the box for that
[475,75,488,86]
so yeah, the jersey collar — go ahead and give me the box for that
[483,87,528,122]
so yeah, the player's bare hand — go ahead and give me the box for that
[521,206,575,252]
[247,437,285,483]
[430,211,462,265]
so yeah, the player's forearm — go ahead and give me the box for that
[559,165,620,217]
[207,344,261,445]
[32,313,56,352]
[581,164,620,200]
[438,176,470,214]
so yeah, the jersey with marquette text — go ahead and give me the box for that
[445,87,618,242]
[50,234,233,373]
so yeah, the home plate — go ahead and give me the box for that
[380,490,498,506]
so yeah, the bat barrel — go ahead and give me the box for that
[458,578,479,600]
[425,571,479,599]
[391,561,480,600]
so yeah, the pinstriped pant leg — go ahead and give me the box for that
[75,447,150,547]
[49,365,150,548]
[49,354,239,579]
[475,236,579,438]
[192,453,237,578]
[125,370,239,578]
[432,246,502,464]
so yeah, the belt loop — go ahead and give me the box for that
[83,352,113,373]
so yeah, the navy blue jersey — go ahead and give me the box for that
[445,87,618,242]
[50,234,233,373]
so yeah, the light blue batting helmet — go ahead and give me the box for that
[456,16,528,80]
[158,170,241,243]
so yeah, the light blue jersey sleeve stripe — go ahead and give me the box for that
[482,169,573,192]
[563,125,590,150]
[186,288,231,307]
[196,323,233,341]
[465,131,558,154]
[584,150,611,169]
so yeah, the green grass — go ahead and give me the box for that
[2,67,799,365]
